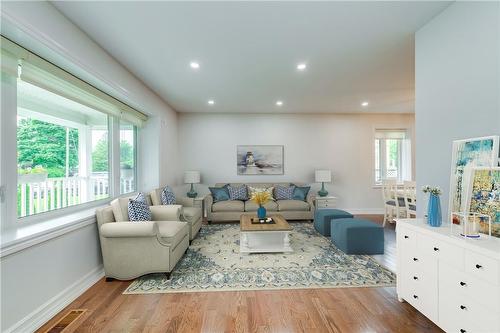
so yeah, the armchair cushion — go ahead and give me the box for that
[100,221,158,238]
[150,205,182,221]
[182,207,202,224]
[111,197,132,221]
[156,221,189,248]
[160,186,176,205]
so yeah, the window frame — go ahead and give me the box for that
[372,128,412,187]
[0,45,141,231]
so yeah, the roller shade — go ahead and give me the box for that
[375,129,407,140]
[1,36,148,127]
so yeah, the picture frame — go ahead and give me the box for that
[449,136,499,225]
[237,145,284,175]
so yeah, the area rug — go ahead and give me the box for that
[124,222,395,294]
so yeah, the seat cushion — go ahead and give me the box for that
[244,200,278,212]
[386,197,406,207]
[277,200,310,211]
[157,221,188,248]
[212,200,244,212]
[409,204,416,211]
[182,207,202,224]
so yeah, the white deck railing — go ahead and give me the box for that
[17,176,134,217]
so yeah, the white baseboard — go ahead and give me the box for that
[5,265,104,333]
[339,208,385,215]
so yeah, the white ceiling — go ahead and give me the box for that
[52,1,450,114]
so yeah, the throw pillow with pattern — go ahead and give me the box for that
[274,185,295,200]
[128,193,152,221]
[160,186,176,205]
[227,184,248,201]
[247,186,275,200]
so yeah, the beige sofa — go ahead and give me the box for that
[96,197,189,280]
[149,188,202,242]
[207,183,315,223]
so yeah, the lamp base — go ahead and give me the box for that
[187,183,197,198]
[318,182,328,197]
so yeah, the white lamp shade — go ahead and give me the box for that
[315,170,331,183]
[184,171,200,184]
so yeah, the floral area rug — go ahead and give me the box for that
[124,222,395,294]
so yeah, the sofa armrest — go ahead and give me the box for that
[307,192,316,211]
[100,221,158,238]
[150,205,182,221]
[205,195,214,212]
[176,197,194,207]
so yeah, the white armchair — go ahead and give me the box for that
[96,197,189,281]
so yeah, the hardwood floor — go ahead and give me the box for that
[37,216,443,333]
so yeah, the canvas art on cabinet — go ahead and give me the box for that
[464,167,500,238]
[237,145,284,175]
[449,136,499,224]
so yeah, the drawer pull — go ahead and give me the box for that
[433,247,439,251]
[475,264,483,269]
[459,281,466,286]
[460,305,467,310]
[413,276,418,280]
[404,235,409,239]
[413,257,418,261]
[413,295,418,299]
[460,329,466,333]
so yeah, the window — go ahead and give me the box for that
[1,37,147,224]
[374,129,411,184]
[120,121,136,194]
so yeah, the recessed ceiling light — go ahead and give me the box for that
[190,61,200,69]
[361,101,369,107]
[208,100,215,105]
[276,100,283,106]
[297,63,307,71]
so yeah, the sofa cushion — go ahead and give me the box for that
[244,200,278,212]
[160,186,176,205]
[277,200,310,211]
[291,185,311,201]
[157,221,188,248]
[274,185,295,200]
[212,200,244,212]
[182,207,202,224]
[209,185,230,202]
[227,184,248,201]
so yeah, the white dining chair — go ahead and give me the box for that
[403,180,417,218]
[381,179,406,226]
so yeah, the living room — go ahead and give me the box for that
[1,1,499,333]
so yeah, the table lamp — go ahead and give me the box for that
[184,171,200,198]
[315,170,331,197]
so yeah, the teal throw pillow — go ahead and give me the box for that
[291,184,311,201]
[209,184,230,202]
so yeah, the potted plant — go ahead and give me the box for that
[18,165,48,183]
[422,185,442,227]
[250,190,272,219]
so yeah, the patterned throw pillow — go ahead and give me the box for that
[160,186,176,205]
[247,186,275,201]
[274,185,295,200]
[128,192,152,221]
[227,185,248,201]
[209,185,230,202]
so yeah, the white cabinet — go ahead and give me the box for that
[397,219,500,333]
[315,196,337,209]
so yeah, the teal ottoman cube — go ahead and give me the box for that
[331,218,384,255]
[314,209,353,236]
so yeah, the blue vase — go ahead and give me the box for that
[257,205,267,219]
[427,194,442,227]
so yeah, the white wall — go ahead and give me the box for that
[415,1,500,218]
[178,113,415,212]
[0,2,179,331]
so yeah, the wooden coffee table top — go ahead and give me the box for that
[240,214,293,232]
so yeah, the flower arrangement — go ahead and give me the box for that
[422,185,442,196]
[250,191,271,207]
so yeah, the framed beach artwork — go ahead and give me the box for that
[449,136,499,225]
[464,167,500,238]
[237,145,284,175]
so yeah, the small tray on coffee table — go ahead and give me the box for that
[250,217,276,224]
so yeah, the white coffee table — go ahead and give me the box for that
[239,214,293,254]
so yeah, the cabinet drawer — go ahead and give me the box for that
[397,226,417,250]
[418,233,464,269]
[316,200,335,208]
[465,250,500,285]
[439,290,499,333]
[402,282,438,323]
[440,262,500,312]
